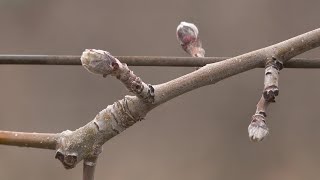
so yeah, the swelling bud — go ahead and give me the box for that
[176,21,205,57]
[81,49,119,77]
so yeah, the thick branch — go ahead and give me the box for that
[1,55,320,68]
[54,96,147,169]
[0,131,57,149]
[153,28,320,105]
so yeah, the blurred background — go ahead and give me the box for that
[0,0,320,179]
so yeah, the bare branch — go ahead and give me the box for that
[52,27,320,169]
[81,49,154,103]
[1,26,320,172]
[249,57,284,142]
[0,131,57,149]
[83,156,98,180]
[248,96,270,142]
[1,55,320,68]
[54,96,147,169]
[153,28,320,105]
[263,57,283,102]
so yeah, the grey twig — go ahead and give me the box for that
[83,156,98,180]
[248,57,284,142]
[81,49,155,103]
[248,96,270,142]
[263,57,283,102]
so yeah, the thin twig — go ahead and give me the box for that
[263,58,283,101]
[83,156,98,180]
[248,96,270,142]
[0,131,57,149]
[248,58,283,142]
[1,55,320,68]
[81,49,155,103]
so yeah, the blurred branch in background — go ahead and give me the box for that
[1,55,320,68]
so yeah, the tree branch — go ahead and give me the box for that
[1,26,320,177]
[1,55,320,68]
[80,49,155,103]
[153,28,320,105]
[248,96,270,142]
[83,156,98,180]
[0,131,57,149]
[248,56,284,142]
[52,27,320,169]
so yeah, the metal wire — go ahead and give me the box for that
[0,55,319,68]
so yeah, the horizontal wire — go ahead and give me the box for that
[0,55,319,68]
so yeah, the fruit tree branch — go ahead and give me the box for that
[0,25,320,180]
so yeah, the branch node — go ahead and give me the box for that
[55,150,78,169]
[263,85,278,102]
[263,57,283,102]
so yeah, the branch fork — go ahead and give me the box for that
[54,96,146,170]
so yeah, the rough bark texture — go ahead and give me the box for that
[55,96,148,169]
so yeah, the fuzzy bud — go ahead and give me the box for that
[81,49,120,77]
[176,21,205,57]
[176,22,199,46]
[248,114,269,142]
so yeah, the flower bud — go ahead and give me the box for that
[248,114,269,142]
[176,22,205,57]
[176,22,199,46]
[81,49,119,76]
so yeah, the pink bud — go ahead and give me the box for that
[176,22,205,57]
